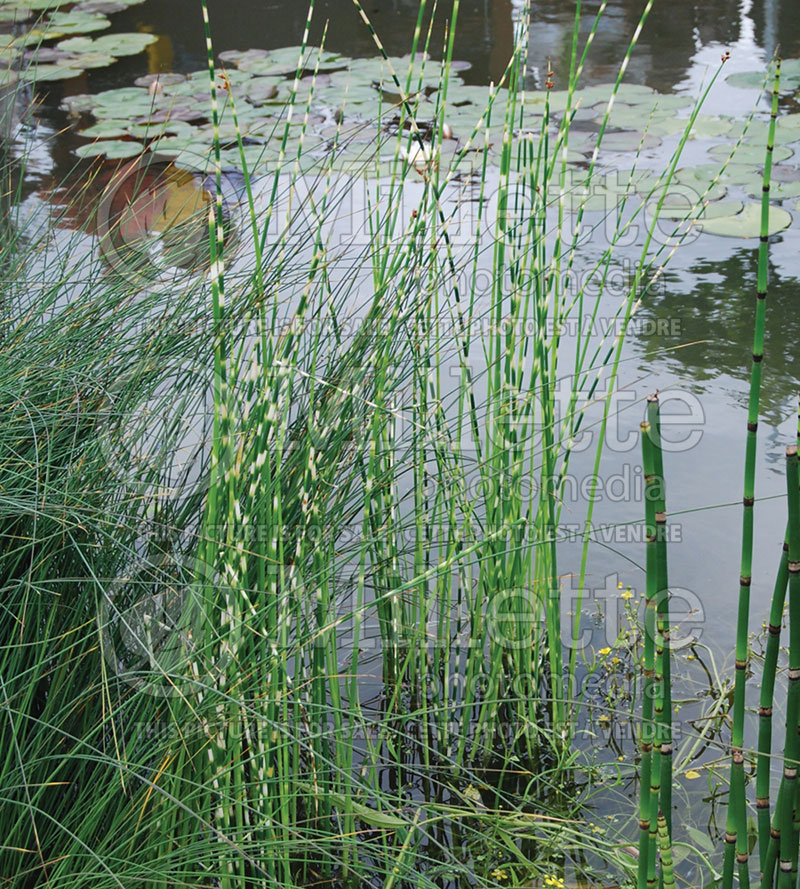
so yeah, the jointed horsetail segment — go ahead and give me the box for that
[648,394,673,848]
[639,417,659,889]
[722,56,781,889]
[778,447,800,888]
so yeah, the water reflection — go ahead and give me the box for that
[638,247,799,426]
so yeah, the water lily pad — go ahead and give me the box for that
[134,73,186,89]
[647,197,744,221]
[76,139,143,159]
[710,141,793,165]
[134,107,208,125]
[79,120,130,138]
[726,68,800,92]
[696,202,791,237]
[58,31,155,57]
[687,115,733,140]
[600,130,662,152]
[19,63,83,81]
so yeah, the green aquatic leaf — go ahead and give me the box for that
[600,130,662,152]
[696,202,791,237]
[76,139,142,158]
[58,31,155,57]
[710,141,793,165]
[79,120,130,138]
[19,62,83,80]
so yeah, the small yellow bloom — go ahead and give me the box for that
[684,769,702,780]
[617,581,624,589]
[621,590,634,600]
[491,868,508,881]
[545,877,565,888]
[598,646,611,656]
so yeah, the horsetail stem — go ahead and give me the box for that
[722,56,781,889]
[639,416,658,889]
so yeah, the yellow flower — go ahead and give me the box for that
[684,769,702,780]
[598,646,611,656]
[617,581,624,589]
[621,590,634,600]
[491,868,508,881]
[545,877,565,888]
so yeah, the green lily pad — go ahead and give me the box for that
[79,121,130,138]
[710,141,793,165]
[58,31,155,57]
[19,63,83,81]
[600,130,662,152]
[76,139,142,159]
[696,202,792,237]
[687,115,733,140]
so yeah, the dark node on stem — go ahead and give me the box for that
[789,668,800,681]
[725,832,737,844]
[655,511,666,523]
[757,796,770,808]
[784,766,798,779]
[766,144,774,152]
[735,658,748,670]
[660,742,673,755]
[769,624,781,635]
[737,853,749,864]
[787,446,798,457]
[757,290,767,300]
[639,819,650,830]
[771,827,781,839]
[784,541,790,552]
[747,421,759,432]
[789,560,800,574]
[781,860,793,873]
[759,705,774,716]
[734,751,744,764]
[760,235,769,242]
[742,498,755,509]
[753,353,764,363]
[739,573,752,585]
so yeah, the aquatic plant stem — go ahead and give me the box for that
[722,56,781,889]
[638,416,658,889]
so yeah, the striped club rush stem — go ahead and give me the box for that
[639,416,659,889]
[722,56,781,889]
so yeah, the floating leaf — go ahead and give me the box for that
[600,130,661,152]
[710,141,793,165]
[76,139,142,159]
[696,202,791,237]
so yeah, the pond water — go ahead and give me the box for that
[10,0,800,877]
